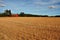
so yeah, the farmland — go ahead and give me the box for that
[0,17,60,40]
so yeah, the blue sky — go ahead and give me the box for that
[0,0,60,16]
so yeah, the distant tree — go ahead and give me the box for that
[19,12,24,16]
[55,15,60,17]
[4,10,12,16]
[41,15,48,17]
[8,10,11,16]
[0,13,3,17]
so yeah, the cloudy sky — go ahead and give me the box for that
[0,0,60,15]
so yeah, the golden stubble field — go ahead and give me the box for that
[0,17,60,40]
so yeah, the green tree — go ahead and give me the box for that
[19,12,24,16]
[4,10,12,16]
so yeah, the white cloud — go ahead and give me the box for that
[48,5,57,9]
[0,3,6,7]
[0,0,3,3]
[33,0,60,5]
[31,0,60,9]
[48,5,60,9]
[0,0,6,7]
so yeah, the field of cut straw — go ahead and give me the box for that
[0,17,60,40]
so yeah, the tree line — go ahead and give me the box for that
[0,9,60,17]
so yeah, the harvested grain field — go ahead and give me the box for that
[0,17,60,40]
